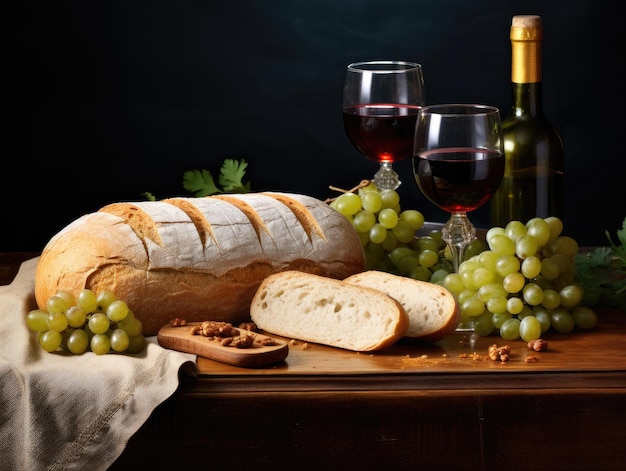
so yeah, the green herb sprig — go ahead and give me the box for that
[183,158,251,196]
[575,217,626,311]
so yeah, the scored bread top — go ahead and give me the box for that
[250,271,410,352]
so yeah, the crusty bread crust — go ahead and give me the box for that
[250,271,410,351]
[344,271,460,342]
[35,193,366,335]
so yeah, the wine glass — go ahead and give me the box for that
[342,60,425,190]
[413,104,504,273]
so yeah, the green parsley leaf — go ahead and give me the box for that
[182,158,251,197]
[182,169,221,197]
[218,158,251,193]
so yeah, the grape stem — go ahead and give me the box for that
[325,180,372,203]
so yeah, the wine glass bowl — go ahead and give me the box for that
[413,104,504,273]
[343,60,425,190]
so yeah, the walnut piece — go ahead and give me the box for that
[169,317,187,327]
[221,333,254,348]
[488,344,511,362]
[527,339,548,352]
[237,322,257,332]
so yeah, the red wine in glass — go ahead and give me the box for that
[342,60,425,190]
[343,104,421,163]
[415,147,504,212]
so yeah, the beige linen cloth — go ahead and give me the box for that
[0,257,196,470]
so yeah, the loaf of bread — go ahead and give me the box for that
[249,271,409,351]
[35,192,366,335]
[344,271,460,342]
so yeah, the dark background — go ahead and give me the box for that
[4,0,623,251]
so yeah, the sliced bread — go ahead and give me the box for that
[344,271,460,342]
[249,271,409,352]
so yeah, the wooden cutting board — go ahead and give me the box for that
[157,322,289,367]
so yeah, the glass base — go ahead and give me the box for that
[373,162,401,190]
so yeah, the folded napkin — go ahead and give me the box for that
[0,257,196,470]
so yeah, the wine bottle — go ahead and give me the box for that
[490,14,565,227]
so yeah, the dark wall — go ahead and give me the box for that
[5,0,623,251]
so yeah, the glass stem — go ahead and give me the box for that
[442,212,476,272]
[373,162,401,190]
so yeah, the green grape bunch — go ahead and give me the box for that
[443,217,597,341]
[327,180,485,283]
[26,289,146,355]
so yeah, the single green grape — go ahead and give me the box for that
[46,295,69,315]
[66,305,87,328]
[54,290,76,308]
[521,256,542,279]
[506,297,524,315]
[572,306,598,329]
[66,329,89,354]
[473,311,495,336]
[39,330,63,352]
[77,289,98,313]
[418,249,438,268]
[361,191,383,213]
[495,255,521,277]
[559,284,583,308]
[96,290,117,312]
[352,210,376,233]
[88,312,111,335]
[544,216,564,242]
[106,299,129,322]
[399,209,424,230]
[486,296,508,314]
[369,224,387,244]
[391,220,415,243]
[525,217,551,247]
[541,289,561,310]
[47,311,69,332]
[515,234,538,259]
[118,312,143,337]
[379,189,400,209]
[500,318,521,340]
[26,309,50,332]
[90,333,111,355]
[378,208,399,229]
[503,272,525,293]
[505,220,527,242]
[550,308,575,334]
[492,312,513,329]
[334,192,362,216]
[522,282,544,306]
[110,329,130,352]
[443,273,465,295]
[461,296,485,318]
[519,315,542,342]
[489,234,516,256]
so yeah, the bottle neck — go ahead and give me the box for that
[511,82,543,117]
[510,24,543,117]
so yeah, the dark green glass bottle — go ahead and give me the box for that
[490,15,564,227]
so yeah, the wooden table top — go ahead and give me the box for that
[4,252,625,393]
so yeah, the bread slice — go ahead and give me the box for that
[344,271,459,342]
[250,271,409,352]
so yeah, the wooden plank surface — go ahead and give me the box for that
[194,305,626,383]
